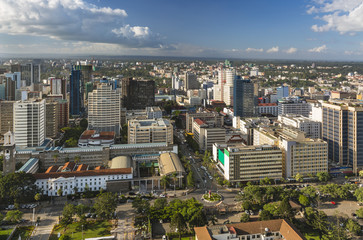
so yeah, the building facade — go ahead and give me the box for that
[214,143,283,183]
[0,101,14,135]
[88,83,121,134]
[233,79,254,117]
[278,114,321,139]
[69,68,82,116]
[14,99,45,147]
[128,119,173,144]
[121,78,155,109]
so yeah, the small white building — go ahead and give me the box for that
[278,114,321,139]
[34,168,133,196]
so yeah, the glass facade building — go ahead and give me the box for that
[233,79,254,117]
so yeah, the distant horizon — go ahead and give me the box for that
[2,53,363,64]
[2,1,363,61]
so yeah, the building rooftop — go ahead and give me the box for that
[129,118,170,128]
[194,219,306,240]
[34,168,132,179]
[17,158,39,173]
[158,152,185,176]
[79,130,115,141]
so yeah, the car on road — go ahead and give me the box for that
[159,194,166,198]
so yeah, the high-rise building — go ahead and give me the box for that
[278,128,328,178]
[11,62,40,86]
[322,101,363,173]
[45,101,59,138]
[172,74,182,90]
[5,72,21,89]
[69,67,82,116]
[74,63,93,104]
[88,83,121,134]
[217,68,236,106]
[4,76,16,101]
[121,78,155,110]
[278,98,311,117]
[185,72,199,90]
[278,114,321,139]
[14,99,45,147]
[213,143,283,183]
[50,78,67,99]
[276,85,289,100]
[233,78,254,117]
[128,118,173,144]
[0,101,14,135]
[192,119,226,151]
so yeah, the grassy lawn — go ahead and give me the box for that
[172,237,195,240]
[49,220,112,240]
[0,228,13,240]
[10,226,34,240]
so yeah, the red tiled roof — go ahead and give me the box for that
[62,162,75,171]
[95,166,105,170]
[194,118,206,126]
[34,168,132,179]
[45,165,58,173]
[79,130,115,140]
[258,103,277,106]
[76,164,88,171]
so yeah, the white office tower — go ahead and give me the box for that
[172,75,182,90]
[217,68,236,106]
[88,83,121,135]
[14,99,45,147]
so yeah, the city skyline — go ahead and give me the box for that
[1,0,363,60]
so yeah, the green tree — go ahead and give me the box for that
[263,202,281,217]
[132,196,151,215]
[260,177,272,185]
[80,118,88,129]
[52,153,59,163]
[354,187,363,202]
[93,192,118,219]
[74,155,81,164]
[170,212,187,240]
[259,210,272,221]
[0,213,4,224]
[298,194,310,207]
[346,219,361,236]
[241,201,252,211]
[240,213,250,222]
[154,198,168,210]
[295,173,303,182]
[57,188,63,196]
[5,210,23,223]
[34,193,41,202]
[0,172,38,204]
[356,208,363,218]
[310,211,328,240]
[160,175,170,194]
[187,171,195,187]
[316,172,330,182]
[59,235,71,240]
[189,209,207,228]
[75,204,89,225]
[278,198,294,220]
[61,204,75,226]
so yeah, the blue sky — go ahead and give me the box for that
[1,0,363,60]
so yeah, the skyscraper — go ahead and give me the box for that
[276,85,289,100]
[233,78,255,117]
[185,72,199,90]
[88,83,121,134]
[69,67,82,116]
[322,101,363,173]
[14,99,45,147]
[50,78,67,99]
[121,78,155,110]
[11,62,40,86]
[214,68,236,106]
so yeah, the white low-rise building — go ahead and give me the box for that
[34,168,133,196]
[278,114,321,139]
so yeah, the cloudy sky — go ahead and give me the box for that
[1,0,363,60]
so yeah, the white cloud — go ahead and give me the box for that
[309,0,363,34]
[245,47,263,52]
[0,0,162,48]
[266,46,279,53]
[285,47,297,54]
[308,45,327,52]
